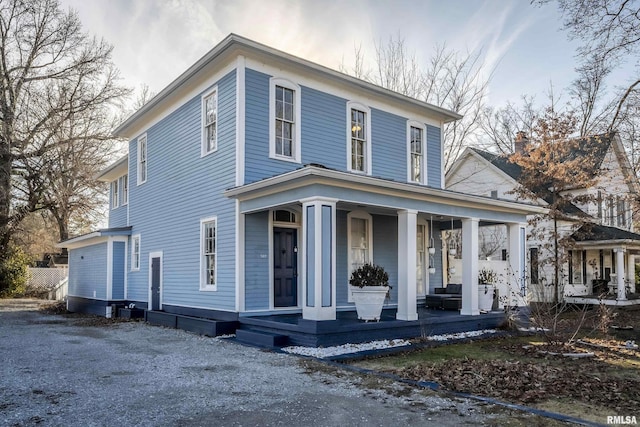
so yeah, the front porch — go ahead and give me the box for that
[236,307,508,347]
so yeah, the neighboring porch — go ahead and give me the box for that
[226,165,543,325]
[564,224,640,307]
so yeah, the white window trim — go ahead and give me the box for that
[137,133,147,185]
[406,120,427,184]
[346,101,372,175]
[111,180,119,209]
[417,218,429,297]
[347,210,373,302]
[121,175,128,206]
[269,77,301,163]
[131,234,141,271]
[200,216,218,291]
[201,87,218,157]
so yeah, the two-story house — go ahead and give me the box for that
[447,132,640,306]
[59,35,541,346]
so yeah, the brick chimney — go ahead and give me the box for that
[514,131,529,155]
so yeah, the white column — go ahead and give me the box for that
[461,218,479,315]
[616,248,626,301]
[397,210,418,321]
[508,223,527,304]
[628,255,636,294]
[301,197,337,320]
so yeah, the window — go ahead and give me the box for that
[269,78,301,163]
[608,195,615,226]
[137,134,147,185]
[200,217,217,290]
[529,247,539,285]
[131,235,140,271]
[416,223,426,296]
[617,196,626,227]
[347,211,373,301]
[273,210,296,223]
[597,190,603,220]
[568,250,585,285]
[111,180,119,209]
[408,124,424,183]
[122,175,128,205]
[201,89,217,155]
[347,102,371,174]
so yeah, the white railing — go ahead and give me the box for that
[26,267,69,300]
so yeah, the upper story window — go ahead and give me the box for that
[131,234,141,271]
[122,175,128,205]
[200,217,217,291]
[269,78,301,163]
[201,89,218,156]
[617,196,626,227]
[111,179,119,209]
[407,121,426,183]
[137,134,147,185]
[347,102,371,175]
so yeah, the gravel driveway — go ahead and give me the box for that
[0,299,557,427]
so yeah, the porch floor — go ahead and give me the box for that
[237,307,510,348]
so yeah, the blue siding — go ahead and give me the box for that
[300,87,346,169]
[372,215,398,303]
[112,242,125,300]
[427,125,442,187]
[244,212,270,310]
[126,70,237,311]
[69,243,108,299]
[109,177,127,228]
[371,109,406,181]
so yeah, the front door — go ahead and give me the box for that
[150,256,161,311]
[273,227,297,307]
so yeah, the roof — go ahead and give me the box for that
[95,155,128,182]
[114,34,461,138]
[572,223,640,243]
[57,227,132,249]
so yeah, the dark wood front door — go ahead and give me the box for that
[151,256,161,311]
[273,228,297,307]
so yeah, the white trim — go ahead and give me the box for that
[200,216,218,291]
[137,133,147,185]
[269,77,302,164]
[235,200,245,311]
[417,217,429,297]
[236,55,246,187]
[124,238,129,299]
[347,210,373,302]
[201,86,218,157]
[440,121,445,189]
[111,180,119,209]
[148,251,163,310]
[346,101,372,175]
[245,58,448,128]
[406,120,427,184]
[269,208,302,310]
[131,234,141,271]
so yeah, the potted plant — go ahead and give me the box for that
[349,263,391,321]
[478,268,496,311]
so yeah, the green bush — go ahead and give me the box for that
[0,244,31,297]
[349,263,390,288]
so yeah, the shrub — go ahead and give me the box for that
[0,244,31,297]
[349,263,390,288]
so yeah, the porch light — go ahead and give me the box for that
[428,215,436,254]
[449,266,456,274]
[448,218,457,256]
[428,257,436,275]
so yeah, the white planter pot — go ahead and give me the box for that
[352,286,388,321]
[478,284,495,311]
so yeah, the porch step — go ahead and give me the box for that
[145,311,238,337]
[236,329,289,348]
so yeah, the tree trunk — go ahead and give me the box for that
[0,142,12,293]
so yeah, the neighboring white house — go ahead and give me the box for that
[446,132,640,306]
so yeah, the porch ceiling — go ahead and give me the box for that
[225,165,545,223]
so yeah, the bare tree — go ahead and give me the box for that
[342,35,491,171]
[0,0,128,290]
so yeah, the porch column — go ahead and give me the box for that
[507,223,527,302]
[628,255,636,294]
[397,209,418,321]
[461,218,479,315]
[301,197,337,320]
[616,248,626,301]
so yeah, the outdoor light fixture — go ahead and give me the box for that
[428,215,435,255]
[448,218,457,256]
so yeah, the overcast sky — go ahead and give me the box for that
[59,0,607,110]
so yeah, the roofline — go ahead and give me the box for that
[114,34,461,137]
[573,239,640,248]
[224,165,547,215]
[57,227,132,249]
[95,155,128,182]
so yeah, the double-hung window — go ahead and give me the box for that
[137,134,147,185]
[201,89,217,155]
[111,180,119,209]
[131,235,141,271]
[347,211,373,301]
[407,122,425,183]
[269,78,301,163]
[200,217,217,290]
[347,102,371,174]
[122,175,128,205]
